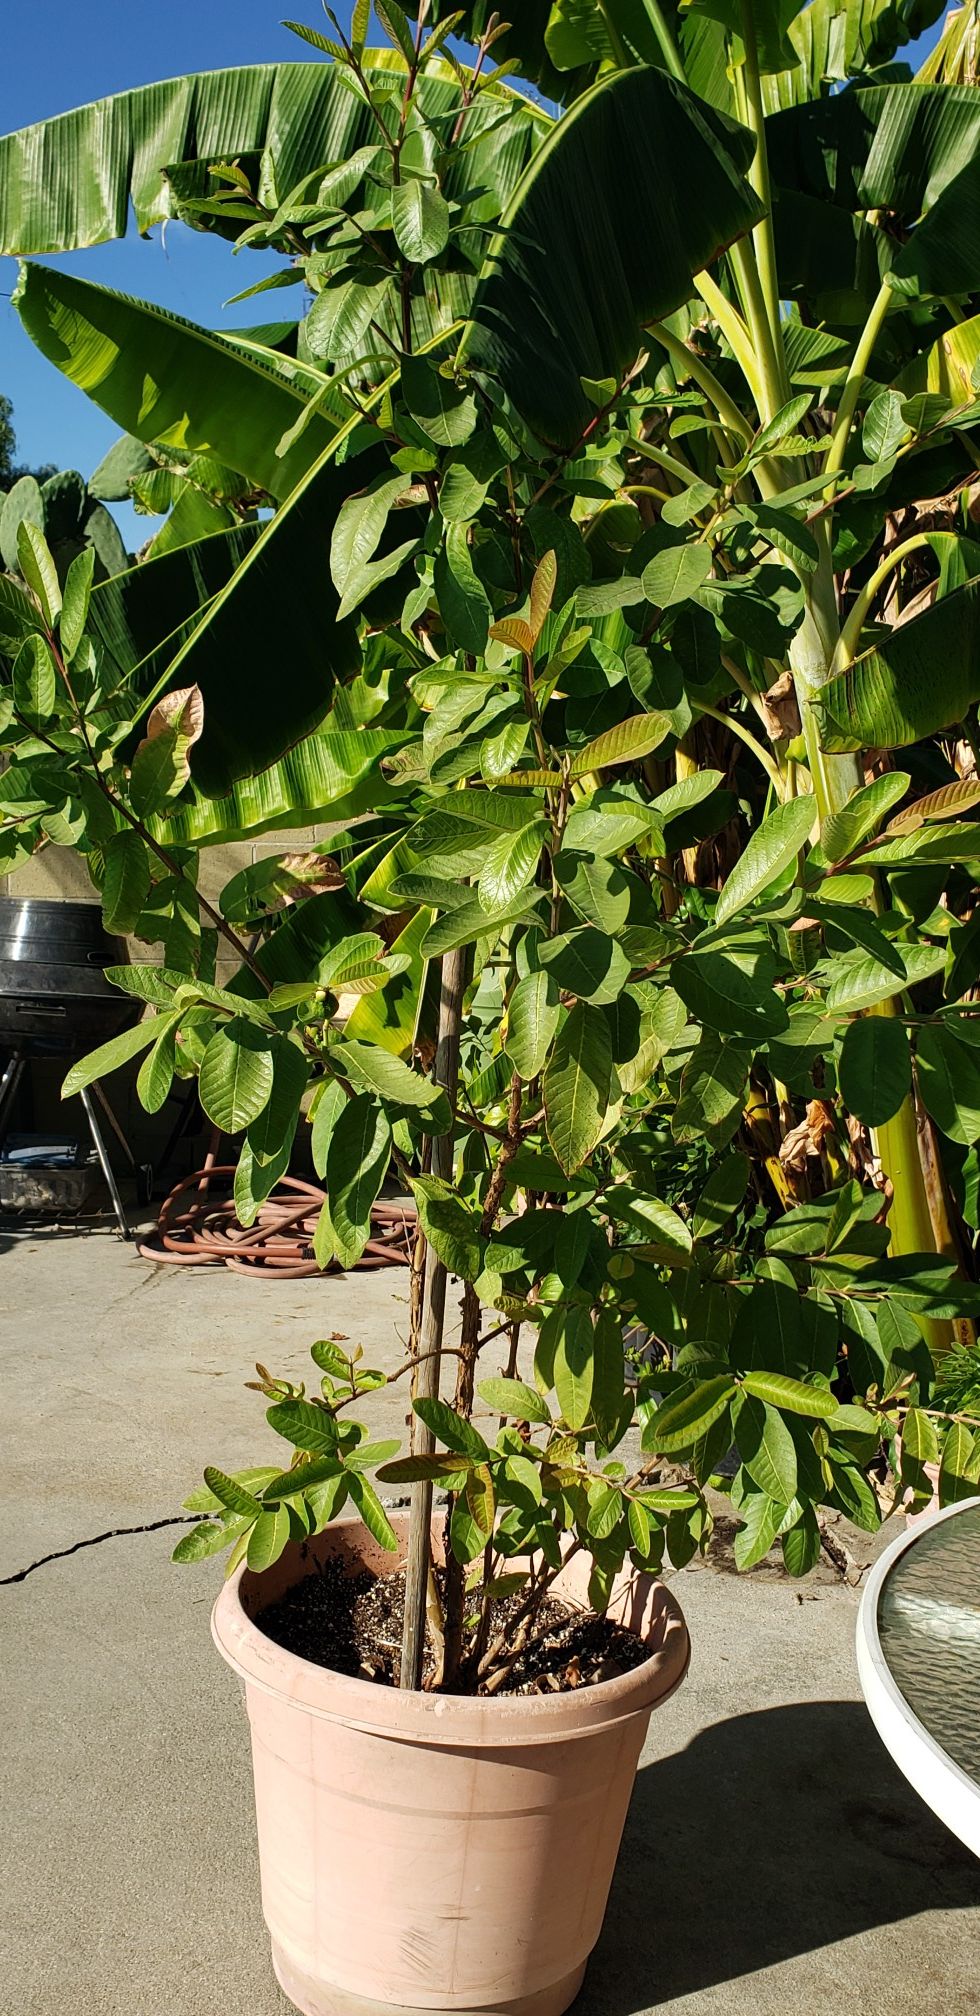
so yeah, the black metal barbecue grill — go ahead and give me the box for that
[0,897,147,1235]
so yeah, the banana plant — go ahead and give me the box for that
[2,0,980,1685]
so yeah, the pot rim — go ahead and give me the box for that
[212,1511,690,1748]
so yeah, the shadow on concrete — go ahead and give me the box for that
[0,1213,134,1251]
[581,1701,980,2012]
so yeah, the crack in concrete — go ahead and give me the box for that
[3,1496,416,1585]
[1,1515,199,1585]
[0,1511,854,1592]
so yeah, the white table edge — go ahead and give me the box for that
[856,1494,980,1857]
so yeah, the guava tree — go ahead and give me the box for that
[1,0,979,1684]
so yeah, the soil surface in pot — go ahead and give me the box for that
[255,1558,650,1695]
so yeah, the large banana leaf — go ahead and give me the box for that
[540,0,725,88]
[888,159,980,299]
[142,485,236,560]
[89,456,365,793]
[772,194,891,323]
[0,56,547,256]
[767,83,980,213]
[414,0,935,112]
[917,0,980,85]
[151,729,409,846]
[813,577,980,750]
[407,0,730,104]
[462,65,764,448]
[14,263,343,501]
[89,521,257,682]
[677,12,737,110]
[154,456,369,789]
[768,82,980,306]
[761,0,946,113]
[898,312,980,400]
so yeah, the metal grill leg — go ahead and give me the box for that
[80,1084,131,1241]
[91,1080,135,1165]
[0,1051,26,1149]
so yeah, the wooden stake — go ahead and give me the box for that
[398,947,466,1691]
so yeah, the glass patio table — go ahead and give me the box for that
[857,1496,980,1857]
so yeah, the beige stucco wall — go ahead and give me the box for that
[0,827,333,979]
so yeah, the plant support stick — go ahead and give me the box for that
[399,946,467,1690]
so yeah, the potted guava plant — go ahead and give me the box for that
[199,1331,693,2016]
[3,0,980,2011]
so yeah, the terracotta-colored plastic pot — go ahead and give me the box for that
[212,1512,689,2016]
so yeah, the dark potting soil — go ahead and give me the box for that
[255,1557,650,1696]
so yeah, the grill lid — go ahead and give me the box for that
[0,899,135,1044]
[0,897,128,977]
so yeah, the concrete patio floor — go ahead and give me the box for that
[3,1218,979,2016]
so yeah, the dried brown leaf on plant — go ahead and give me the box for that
[280,851,346,898]
[780,1099,837,1173]
[759,671,801,741]
[144,683,205,744]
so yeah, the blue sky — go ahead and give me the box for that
[1,1,947,544]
